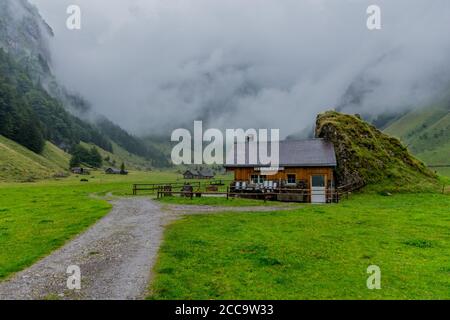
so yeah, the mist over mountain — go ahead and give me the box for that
[30,0,450,138]
[1,0,167,166]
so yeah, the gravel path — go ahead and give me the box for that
[0,198,293,300]
[0,198,173,300]
[165,203,298,214]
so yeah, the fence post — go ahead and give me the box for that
[226,187,229,200]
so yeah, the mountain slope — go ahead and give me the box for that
[40,141,71,171]
[95,118,168,167]
[384,100,450,165]
[79,141,152,171]
[316,111,438,192]
[0,135,69,182]
[0,0,168,171]
[0,47,113,152]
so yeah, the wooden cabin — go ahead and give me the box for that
[224,139,337,203]
[71,167,90,175]
[105,167,128,175]
[183,170,197,179]
[183,169,215,179]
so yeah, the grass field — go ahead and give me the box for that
[149,192,450,299]
[157,196,291,207]
[0,184,111,279]
[1,168,449,299]
[0,170,196,280]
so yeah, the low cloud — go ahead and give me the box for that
[31,0,450,137]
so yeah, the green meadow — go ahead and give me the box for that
[0,170,183,280]
[157,196,291,207]
[0,169,449,300]
[149,192,450,300]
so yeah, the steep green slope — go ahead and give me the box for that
[316,111,438,192]
[95,117,168,167]
[80,141,152,171]
[40,141,70,171]
[384,101,450,165]
[0,135,69,182]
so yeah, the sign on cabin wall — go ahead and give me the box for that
[255,167,285,175]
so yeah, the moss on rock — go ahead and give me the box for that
[315,111,438,192]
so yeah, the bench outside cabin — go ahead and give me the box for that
[224,139,337,203]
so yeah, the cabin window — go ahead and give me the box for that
[251,175,265,183]
[287,174,296,184]
[312,175,325,187]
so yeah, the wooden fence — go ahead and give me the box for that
[156,187,340,203]
[132,180,233,195]
[135,179,370,203]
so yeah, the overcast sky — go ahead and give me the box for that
[30,0,450,137]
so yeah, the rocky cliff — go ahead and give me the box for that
[0,0,53,80]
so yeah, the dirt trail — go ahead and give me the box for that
[0,198,292,300]
[0,198,173,300]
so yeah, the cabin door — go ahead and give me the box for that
[311,175,326,203]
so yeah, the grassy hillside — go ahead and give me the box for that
[0,135,69,182]
[40,141,71,171]
[0,132,156,182]
[316,111,438,191]
[384,101,450,166]
[80,141,152,171]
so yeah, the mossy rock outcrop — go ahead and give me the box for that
[315,111,438,192]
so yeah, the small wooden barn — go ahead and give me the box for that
[71,167,90,175]
[105,167,128,175]
[183,169,197,179]
[224,139,337,203]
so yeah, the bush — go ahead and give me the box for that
[69,145,103,168]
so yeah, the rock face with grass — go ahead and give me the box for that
[315,111,437,191]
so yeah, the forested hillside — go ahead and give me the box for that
[96,117,168,167]
[0,0,169,171]
[0,49,112,153]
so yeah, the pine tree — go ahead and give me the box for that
[88,147,102,168]
[70,154,81,168]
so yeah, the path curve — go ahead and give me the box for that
[0,198,173,300]
[0,198,293,300]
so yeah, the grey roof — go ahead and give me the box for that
[198,168,214,177]
[224,139,336,167]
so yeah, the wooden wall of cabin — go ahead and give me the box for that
[230,167,334,188]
